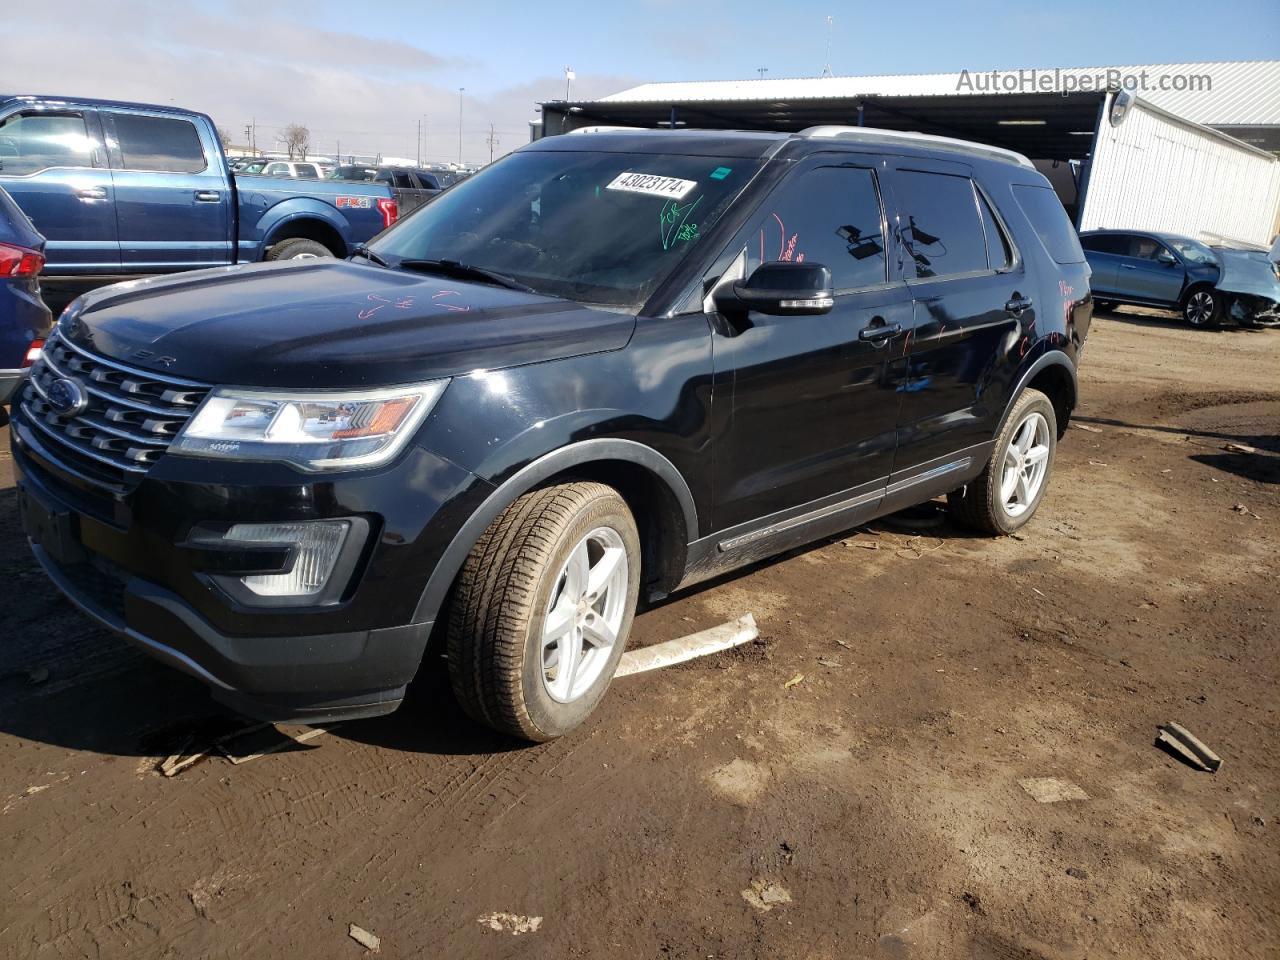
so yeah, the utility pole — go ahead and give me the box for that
[757,67,769,79]
[821,16,834,77]
[416,117,421,167]
[565,66,575,101]
[486,123,499,164]
[457,87,465,166]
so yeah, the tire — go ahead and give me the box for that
[446,482,641,742]
[947,388,1057,536]
[265,238,334,261]
[1181,286,1221,328]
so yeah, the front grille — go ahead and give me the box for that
[17,330,210,494]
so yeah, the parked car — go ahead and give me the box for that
[0,186,51,410]
[254,160,323,179]
[12,127,1090,740]
[1080,229,1279,327]
[0,96,398,295]
[330,164,442,215]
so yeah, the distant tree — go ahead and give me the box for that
[283,123,311,160]
[215,126,232,150]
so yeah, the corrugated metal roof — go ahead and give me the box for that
[598,61,1280,126]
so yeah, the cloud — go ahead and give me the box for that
[1,3,638,163]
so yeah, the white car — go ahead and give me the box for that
[259,161,322,179]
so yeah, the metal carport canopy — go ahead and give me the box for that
[541,91,1108,162]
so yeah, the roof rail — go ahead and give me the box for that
[798,125,1035,169]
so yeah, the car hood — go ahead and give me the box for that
[1213,248,1280,300]
[61,260,636,388]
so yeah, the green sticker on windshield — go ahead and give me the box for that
[709,166,732,180]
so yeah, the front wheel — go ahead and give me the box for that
[948,388,1057,536]
[1182,287,1221,328]
[446,482,641,741]
[265,238,334,261]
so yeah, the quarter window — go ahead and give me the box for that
[745,166,887,291]
[0,111,96,176]
[894,170,989,279]
[1011,183,1086,264]
[111,114,207,173]
[1080,234,1128,254]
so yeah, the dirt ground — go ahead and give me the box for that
[1,308,1277,960]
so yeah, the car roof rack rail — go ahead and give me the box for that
[796,125,1035,169]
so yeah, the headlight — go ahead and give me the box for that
[173,381,448,471]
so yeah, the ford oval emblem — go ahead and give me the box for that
[46,378,88,418]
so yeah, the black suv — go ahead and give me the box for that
[11,128,1092,740]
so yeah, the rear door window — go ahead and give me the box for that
[744,165,888,291]
[894,170,989,278]
[1011,183,1085,264]
[1081,234,1128,254]
[393,171,415,189]
[977,189,1012,270]
[0,111,97,175]
[110,113,207,173]
[296,163,319,178]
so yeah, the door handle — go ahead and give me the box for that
[1005,295,1033,317]
[194,190,221,202]
[1120,263,1137,270]
[858,318,901,342]
[75,187,108,202]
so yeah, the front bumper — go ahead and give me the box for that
[12,404,487,723]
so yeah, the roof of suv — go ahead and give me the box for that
[542,125,1034,168]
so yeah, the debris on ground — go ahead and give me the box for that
[217,724,337,764]
[1074,423,1104,433]
[1066,868,1089,880]
[348,923,381,953]
[783,673,805,689]
[741,878,792,912]
[1156,721,1222,772]
[1088,459,1109,467]
[834,638,851,649]
[476,913,543,935]
[159,736,205,778]
[616,614,758,676]
[1224,442,1257,454]
[816,657,841,668]
[1231,503,1262,519]
[1018,777,1090,803]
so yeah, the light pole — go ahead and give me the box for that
[457,88,465,166]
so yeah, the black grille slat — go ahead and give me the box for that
[17,331,210,493]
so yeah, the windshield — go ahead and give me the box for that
[368,150,754,308]
[1168,238,1216,265]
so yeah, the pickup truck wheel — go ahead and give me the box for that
[947,388,1057,536]
[265,238,333,261]
[446,482,641,742]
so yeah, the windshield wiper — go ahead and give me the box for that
[396,258,535,293]
[351,245,389,267]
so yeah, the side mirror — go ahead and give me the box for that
[715,262,834,317]
[1157,251,1177,266]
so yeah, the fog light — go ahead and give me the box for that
[224,520,351,598]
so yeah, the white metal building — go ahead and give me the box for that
[537,61,1280,246]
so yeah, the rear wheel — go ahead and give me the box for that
[446,482,640,741]
[948,388,1057,536]
[1182,286,1221,328]
[265,238,333,261]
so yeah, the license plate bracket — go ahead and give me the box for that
[17,483,88,566]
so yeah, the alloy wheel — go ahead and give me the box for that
[540,526,628,703]
[1186,291,1215,326]
[1001,411,1051,519]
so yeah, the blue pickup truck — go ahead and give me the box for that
[0,95,397,293]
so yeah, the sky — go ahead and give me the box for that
[2,0,1277,165]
